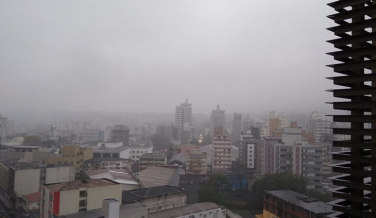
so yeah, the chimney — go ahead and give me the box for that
[102,199,120,218]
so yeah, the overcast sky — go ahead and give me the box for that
[0,1,338,115]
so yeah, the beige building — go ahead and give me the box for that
[40,179,122,218]
[139,153,167,171]
[186,149,207,175]
[44,145,93,178]
[0,161,75,196]
[212,128,232,173]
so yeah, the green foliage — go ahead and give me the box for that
[307,189,335,203]
[247,172,307,211]
[23,135,41,146]
[198,173,230,205]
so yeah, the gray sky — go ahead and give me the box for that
[0,0,337,115]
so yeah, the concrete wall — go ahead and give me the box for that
[144,192,187,212]
[59,189,80,216]
[0,163,9,192]
[14,169,40,195]
[45,166,75,184]
[86,184,123,210]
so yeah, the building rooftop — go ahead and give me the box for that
[85,169,139,185]
[138,166,179,188]
[94,145,131,152]
[168,153,187,164]
[85,157,130,163]
[148,202,220,218]
[0,161,71,170]
[45,179,118,192]
[266,190,333,214]
[24,192,40,203]
[122,185,186,204]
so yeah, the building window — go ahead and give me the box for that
[79,200,86,207]
[79,190,87,197]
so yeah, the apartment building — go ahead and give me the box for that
[93,145,153,164]
[256,190,333,218]
[139,153,167,171]
[261,128,324,189]
[40,179,122,218]
[43,145,93,178]
[212,128,232,173]
[84,157,131,171]
[239,131,263,172]
[186,149,207,175]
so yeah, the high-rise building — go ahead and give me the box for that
[308,111,332,143]
[261,128,323,189]
[231,113,242,146]
[327,1,376,217]
[210,105,226,133]
[238,130,263,172]
[212,128,232,173]
[175,100,192,141]
[0,115,7,145]
[112,125,130,146]
[242,115,254,132]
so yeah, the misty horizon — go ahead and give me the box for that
[1,1,338,119]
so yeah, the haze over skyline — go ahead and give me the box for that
[1,1,337,115]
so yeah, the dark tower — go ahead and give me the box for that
[327,1,376,217]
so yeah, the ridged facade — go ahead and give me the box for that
[327,0,376,217]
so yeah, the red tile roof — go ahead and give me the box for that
[24,192,41,203]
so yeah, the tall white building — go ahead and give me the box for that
[175,100,192,141]
[231,113,242,146]
[308,111,332,143]
[210,105,226,133]
[212,128,232,173]
[0,115,6,145]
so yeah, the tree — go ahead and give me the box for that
[23,135,41,146]
[198,173,230,205]
[247,172,307,211]
[307,189,335,203]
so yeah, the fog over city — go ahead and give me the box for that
[1,1,337,120]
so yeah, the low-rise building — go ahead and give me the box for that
[122,185,186,212]
[186,149,207,175]
[43,145,93,178]
[85,169,140,191]
[149,202,226,218]
[80,130,100,142]
[19,191,41,217]
[60,200,226,218]
[84,158,131,171]
[139,153,167,171]
[97,141,123,148]
[0,161,75,196]
[40,179,123,218]
[93,145,153,164]
[256,190,333,218]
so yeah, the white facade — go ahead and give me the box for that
[247,143,255,168]
[97,142,123,148]
[130,146,153,163]
[80,130,100,142]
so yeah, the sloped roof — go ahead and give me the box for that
[168,153,187,164]
[24,192,40,203]
[138,166,178,188]
[122,185,186,204]
[85,169,139,185]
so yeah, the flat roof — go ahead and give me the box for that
[122,185,186,204]
[85,157,129,163]
[148,202,220,218]
[45,179,118,192]
[266,190,333,214]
